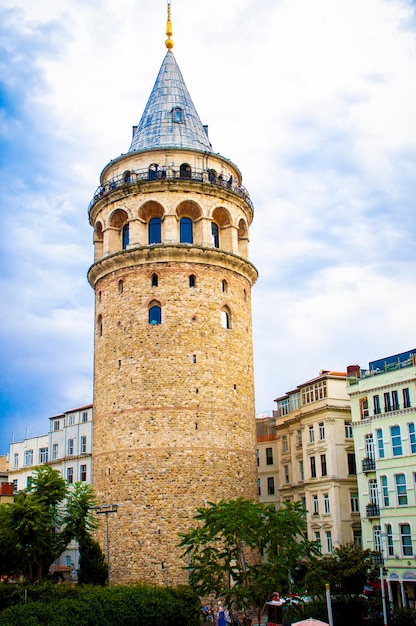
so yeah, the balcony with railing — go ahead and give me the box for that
[366,503,380,518]
[88,166,253,212]
[362,457,376,472]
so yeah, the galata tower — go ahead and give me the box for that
[88,3,258,585]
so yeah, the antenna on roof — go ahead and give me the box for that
[166,0,174,50]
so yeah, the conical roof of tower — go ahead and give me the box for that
[129,50,212,153]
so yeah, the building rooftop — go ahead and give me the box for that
[129,50,212,154]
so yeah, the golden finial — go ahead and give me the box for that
[165,1,174,50]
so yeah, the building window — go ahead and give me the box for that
[381,475,390,507]
[323,493,330,514]
[392,390,400,411]
[80,435,87,454]
[376,428,385,459]
[267,477,275,495]
[297,429,302,446]
[97,315,103,337]
[308,425,314,443]
[319,422,325,440]
[148,217,162,244]
[384,392,392,413]
[369,479,379,506]
[189,274,196,288]
[257,478,261,496]
[395,473,408,505]
[373,525,382,553]
[68,414,75,425]
[321,454,327,476]
[326,530,333,553]
[373,394,381,415]
[221,279,228,293]
[118,279,124,294]
[266,448,273,465]
[180,217,193,243]
[360,397,369,419]
[122,223,129,250]
[151,273,158,288]
[67,468,74,484]
[52,443,58,461]
[315,531,321,551]
[403,387,411,409]
[351,493,359,513]
[82,411,88,423]
[386,523,394,556]
[302,380,327,404]
[282,435,288,452]
[312,494,319,515]
[347,453,356,475]
[80,464,87,482]
[12,479,18,493]
[221,309,231,329]
[284,465,290,484]
[212,223,219,248]
[149,304,162,325]
[39,447,48,464]
[13,453,18,469]
[68,439,74,456]
[256,449,259,466]
[353,530,362,549]
[365,434,375,459]
[24,450,33,466]
[27,476,32,489]
[310,456,316,478]
[400,523,413,556]
[299,460,304,481]
[53,420,60,431]
[391,425,403,456]
[172,107,183,123]
[345,421,353,438]
[409,423,416,454]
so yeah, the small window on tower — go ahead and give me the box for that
[149,304,162,325]
[151,274,158,288]
[189,274,196,288]
[118,280,124,294]
[97,315,103,337]
[172,107,183,123]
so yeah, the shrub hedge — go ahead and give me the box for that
[0,583,200,626]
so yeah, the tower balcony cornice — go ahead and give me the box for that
[87,244,258,288]
[88,166,253,225]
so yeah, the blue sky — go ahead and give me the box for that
[1,0,416,454]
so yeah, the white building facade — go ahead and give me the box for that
[8,404,93,577]
[347,350,416,609]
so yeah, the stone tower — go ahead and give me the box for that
[88,5,258,586]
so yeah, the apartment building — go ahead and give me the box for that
[257,371,359,554]
[347,349,416,609]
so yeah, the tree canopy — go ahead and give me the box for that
[178,498,319,622]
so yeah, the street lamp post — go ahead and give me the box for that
[94,504,119,585]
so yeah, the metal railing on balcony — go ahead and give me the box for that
[362,457,376,472]
[366,503,380,518]
[88,167,253,212]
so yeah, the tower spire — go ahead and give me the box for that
[165,1,174,50]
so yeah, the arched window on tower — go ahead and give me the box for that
[122,223,129,250]
[151,274,158,288]
[118,279,124,294]
[211,222,219,248]
[149,304,162,325]
[222,279,228,293]
[180,217,193,244]
[221,307,231,329]
[149,217,161,244]
[172,107,183,123]
[180,163,191,179]
[189,274,196,288]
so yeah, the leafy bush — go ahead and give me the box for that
[0,583,200,626]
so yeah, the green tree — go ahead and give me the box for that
[63,482,107,585]
[178,498,319,624]
[5,466,69,581]
[304,542,380,596]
